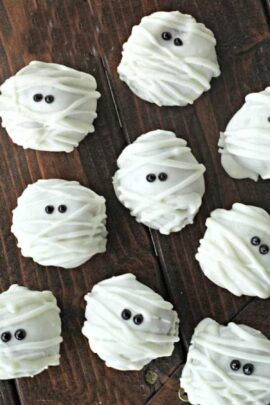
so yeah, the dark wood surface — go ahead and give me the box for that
[0,0,269,404]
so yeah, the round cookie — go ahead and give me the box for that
[118,11,220,107]
[180,318,270,405]
[82,273,180,371]
[12,179,107,269]
[113,129,205,235]
[0,61,100,152]
[0,284,62,379]
[196,203,270,298]
[219,87,270,181]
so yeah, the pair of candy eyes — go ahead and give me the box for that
[230,360,254,375]
[33,94,54,103]
[146,172,168,183]
[45,205,67,214]
[1,329,26,343]
[121,309,144,325]
[250,236,269,255]
[161,31,183,46]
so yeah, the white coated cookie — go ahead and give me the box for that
[113,130,205,235]
[219,87,270,181]
[196,203,270,299]
[0,61,100,152]
[12,179,107,269]
[181,318,270,405]
[82,273,179,371]
[118,11,220,107]
[0,284,62,379]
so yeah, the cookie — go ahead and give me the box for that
[118,11,220,106]
[0,61,100,152]
[113,129,205,234]
[82,273,179,370]
[12,179,107,268]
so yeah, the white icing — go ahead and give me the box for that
[0,61,100,152]
[219,87,270,181]
[12,179,107,269]
[181,318,270,405]
[0,284,62,379]
[113,130,205,235]
[196,203,270,299]
[82,273,180,371]
[118,11,220,107]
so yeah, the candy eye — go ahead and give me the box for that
[33,93,43,102]
[133,314,144,325]
[45,205,54,214]
[230,359,241,371]
[259,244,269,255]
[243,363,254,375]
[146,173,156,183]
[121,309,131,320]
[161,31,172,41]
[45,95,54,104]
[158,172,168,181]
[1,331,11,343]
[15,329,26,340]
[268,117,270,122]
[174,37,183,46]
[251,236,260,246]
[58,205,67,213]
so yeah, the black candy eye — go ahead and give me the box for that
[15,329,26,340]
[1,331,11,343]
[243,363,254,375]
[45,205,54,214]
[45,95,54,104]
[146,173,156,183]
[33,93,43,102]
[174,37,183,46]
[161,31,172,40]
[158,172,168,181]
[251,236,260,246]
[268,117,270,122]
[259,244,269,255]
[121,309,131,320]
[230,359,241,371]
[58,205,67,213]
[133,314,144,325]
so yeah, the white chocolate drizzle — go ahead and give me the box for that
[12,179,107,269]
[82,273,179,371]
[113,130,205,234]
[0,61,100,152]
[118,11,220,106]
[0,284,62,379]
[181,318,270,405]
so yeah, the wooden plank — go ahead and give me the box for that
[90,0,270,346]
[146,365,184,405]
[0,0,183,404]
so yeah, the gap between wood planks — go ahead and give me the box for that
[261,0,270,28]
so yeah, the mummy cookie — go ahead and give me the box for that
[219,87,270,181]
[0,61,100,152]
[82,273,179,371]
[180,318,270,405]
[196,203,270,298]
[118,11,220,107]
[12,179,107,269]
[0,284,62,379]
[113,130,205,235]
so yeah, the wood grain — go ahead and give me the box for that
[0,0,269,404]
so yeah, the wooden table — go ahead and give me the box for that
[0,0,269,404]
